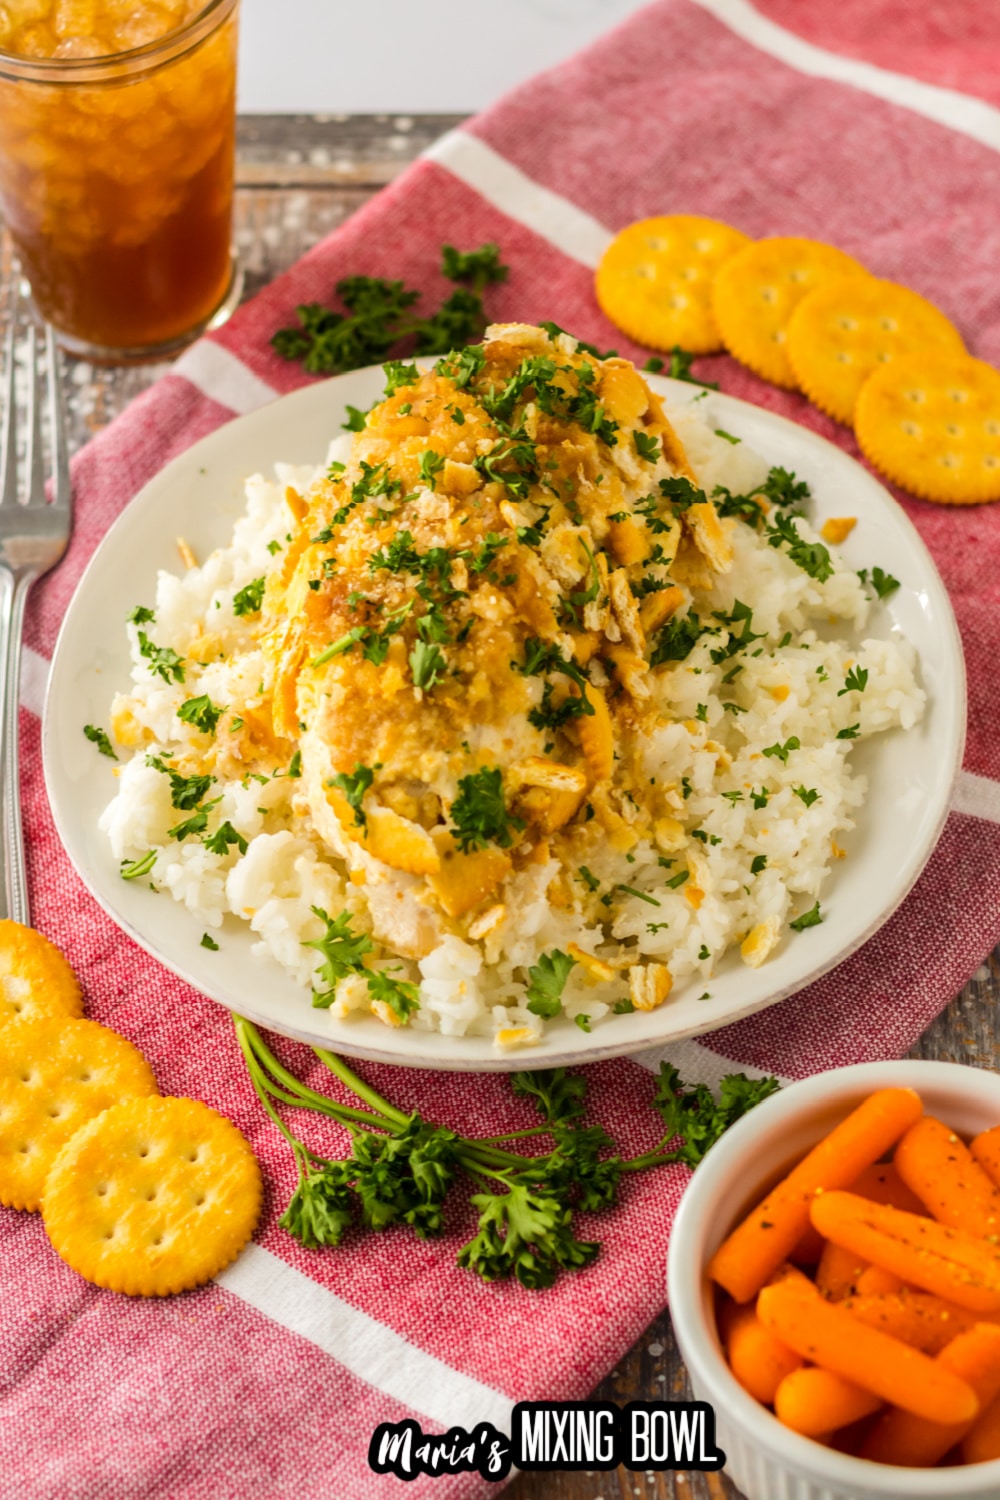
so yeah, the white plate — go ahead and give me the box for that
[43,369,966,1071]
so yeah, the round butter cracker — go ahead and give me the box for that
[788,277,964,426]
[596,215,751,355]
[856,352,1000,505]
[0,1017,158,1211]
[42,1096,262,1296]
[0,1014,156,1212]
[0,920,83,1029]
[713,238,869,389]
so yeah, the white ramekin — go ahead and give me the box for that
[667,1059,1000,1500]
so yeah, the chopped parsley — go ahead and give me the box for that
[233,577,266,617]
[128,605,155,625]
[342,405,367,432]
[649,612,704,667]
[177,695,225,735]
[793,786,821,807]
[528,682,592,733]
[204,821,248,857]
[84,724,117,760]
[525,949,577,1019]
[305,906,374,1003]
[790,901,823,931]
[409,640,447,691]
[168,804,215,841]
[634,431,661,463]
[714,428,740,445]
[618,885,660,907]
[665,869,689,889]
[866,566,901,600]
[759,467,810,508]
[329,763,375,827]
[137,631,185,685]
[762,737,801,764]
[766,513,833,583]
[383,359,420,396]
[750,855,768,875]
[839,665,868,696]
[200,932,219,950]
[516,638,592,699]
[662,345,718,390]
[418,449,446,491]
[147,754,214,810]
[120,850,156,880]
[577,866,600,892]
[366,968,421,1023]
[837,724,861,740]
[450,766,521,853]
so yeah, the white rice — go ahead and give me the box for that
[99,406,925,1045]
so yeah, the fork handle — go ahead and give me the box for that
[0,572,33,925]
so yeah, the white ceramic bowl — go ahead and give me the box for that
[667,1060,1000,1500]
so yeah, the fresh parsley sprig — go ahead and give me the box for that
[234,1019,780,1292]
[270,244,510,375]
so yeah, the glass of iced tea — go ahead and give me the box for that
[0,0,241,360]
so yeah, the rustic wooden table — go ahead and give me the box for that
[11,112,997,1500]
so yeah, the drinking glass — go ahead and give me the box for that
[0,0,242,360]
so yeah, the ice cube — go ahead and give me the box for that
[54,33,106,54]
[53,0,98,40]
[110,4,178,48]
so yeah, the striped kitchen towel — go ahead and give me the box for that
[5,2,1000,1495]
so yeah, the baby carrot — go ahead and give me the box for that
[725,1301,803,1404]
[709,1088,922,1303]
[895,1116,1000,1236]
[853,1265,904,1296]
[774,1367,881,1437]
[962,1389,1000,1465]
[971,1125,1000,1190]
[861,1323,1000,1466]
[812,1192,1000,1312]
[756,1279,979,1424]
[848,1162,926,1216]
[842,1289,977,1355]
[815,1241,867,1301]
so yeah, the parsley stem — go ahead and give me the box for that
[473,1126,554,1144]
[621,1148,684,1172]
[234,1018,314,1155]
[240,1020,396,1130]
[313,1046,411,1128]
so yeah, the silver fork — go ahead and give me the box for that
[0,310,72,924]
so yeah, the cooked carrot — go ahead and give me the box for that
[756,1279,979,1424]
[842,1289,977,1355]
[853,1264,904,1296]
[861,1323,1000,1466]
[708,1088,923,1303]
[725,1301,803,1404]
[895,1116,1000,1236]
[971,1125,1000,1191]
[774,1367,881,1437]
[815,1241,867,1300]
[962,1389,1000,1465]
[848,1161,926,1216]
[766,1260,815,1292]
[812,1191,1000,1312]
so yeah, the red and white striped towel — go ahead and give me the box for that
[5,3,1000,1495]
